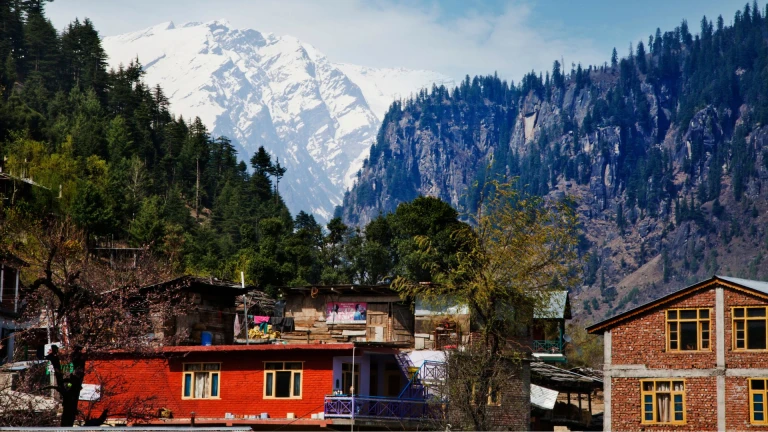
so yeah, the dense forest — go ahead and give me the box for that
[344,2,768,320]
[0,0,473,292]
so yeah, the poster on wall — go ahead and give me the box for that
[326,302,367,323]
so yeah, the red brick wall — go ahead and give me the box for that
[611,288,717,369]
[81,349,350,422]
[723,289,768,368]
[611,377,717,431]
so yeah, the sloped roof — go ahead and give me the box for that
[531,361,602,392]
[535,290,571,319]
[587,275,768,334]
[717,275,768,295]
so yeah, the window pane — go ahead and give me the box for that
[735,308,745,317]
[674,394,682,403]
[276,371,291,397]
[748,308,767,317]
[645,412,654,421]
[699,309,709,319]
[681,310,697,319]
[184,374,192,397]
[211,373,219,397]
[265,372,273,396]
[668,310,678,319]
[204,363,220,371]
[753,381,766,390]
[755,393,765,402]
[756,403,764,413]
[756,412,765,421]
[674,411,683,421]
[194,372,209,398]
[265,362,283,370]
[673,381,684,391]
[285,362,302,370]
[185,364,201,371]
[748,321,767,349]
[669,322,678,331]
[643,383,654,392]
[670,341,678,350]
[293,372,301,397]
[680,322,698,350]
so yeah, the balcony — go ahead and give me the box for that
[324,396,441,420]
[532,339,566,363]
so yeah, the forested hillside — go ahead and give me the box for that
[0,1,477,293]
[0,2,302,289]
[344,2,768,321]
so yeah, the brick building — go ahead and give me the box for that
[587,275,768,431]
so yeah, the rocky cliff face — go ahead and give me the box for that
[343,39,768,322]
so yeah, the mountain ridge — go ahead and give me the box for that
[102,20,453,221]
[342,7,768,322]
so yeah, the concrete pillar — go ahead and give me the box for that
[603,330,612,432]
[716,287,726,431]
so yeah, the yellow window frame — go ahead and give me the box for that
[640,379,686,425]
[263,361,303,399]
[471,384,501,406]
[666,308,711,352]
[750,378,768,424]
[181,362,221,400]
[732,307,768,351]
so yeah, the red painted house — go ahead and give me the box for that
[82,344,350,427]
[587,275,768,431]
[79,282,439,429]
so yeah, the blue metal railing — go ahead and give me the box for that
[324,396,441,419]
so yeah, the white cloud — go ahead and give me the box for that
[47,0,604,83]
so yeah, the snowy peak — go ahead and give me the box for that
[103,21,453,222]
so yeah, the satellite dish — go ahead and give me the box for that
[563,334,573,343]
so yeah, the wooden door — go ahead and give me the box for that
[366,303,389,342]
[392,303,414,343]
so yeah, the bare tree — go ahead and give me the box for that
[1,212,185,426]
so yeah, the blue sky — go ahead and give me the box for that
[47,0,750,82]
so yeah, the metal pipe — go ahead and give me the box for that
[242,272,248,345]
[351,344,356,432]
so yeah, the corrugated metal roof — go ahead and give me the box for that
[716,275,768,295]
[530,384,559,410]
[535,291,570,319]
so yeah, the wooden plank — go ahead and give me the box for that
[342,330,367,336]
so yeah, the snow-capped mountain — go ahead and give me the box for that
[102,20,453,222]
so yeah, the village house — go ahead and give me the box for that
[587,275,768,431]
[77,282,582,429]
[80,282,439,429]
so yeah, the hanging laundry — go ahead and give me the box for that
[269,317,295,332]
[234,314,241,336]
[253,316,270,324]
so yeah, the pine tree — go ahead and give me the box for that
[636,41,647,74]
[611,47,618,69]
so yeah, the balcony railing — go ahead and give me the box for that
[324,396,441,420]
[533,339,563,354]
